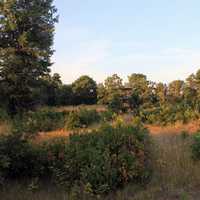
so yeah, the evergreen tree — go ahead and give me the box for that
[0,0,58,113]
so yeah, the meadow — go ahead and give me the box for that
[0,106,200,200]
[2,1,200,199]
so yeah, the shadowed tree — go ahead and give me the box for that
[0,0,58,114]
[72,76,97,105]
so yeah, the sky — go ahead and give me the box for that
[52,0,200,84]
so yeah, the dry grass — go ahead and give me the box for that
[105,132,200,200]
[35,123,102,143]
[147,120,200,135]
[35,129,72,143]
[0,122,11,135]
[53,105,107,113]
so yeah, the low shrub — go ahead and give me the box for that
[107,93,123,113]
[0,123,152,195]
[65,109,100,129]
[78,109,100,126]
[52,123,152,194]
[65,111,82,130]
[0,134,49,179]
[100,110,115,122]
[139,103,200,126]
[0,108,10,123]
[12,110,67,136]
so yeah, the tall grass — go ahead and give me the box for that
[109,133,200,200]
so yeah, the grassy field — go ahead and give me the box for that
[1,123,200,200]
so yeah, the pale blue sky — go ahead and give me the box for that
[52,0,200,84]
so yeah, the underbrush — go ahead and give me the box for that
[65,109,100,129]
[65,109,114,130]
[2,129,200,199]
[0,108,10,122]
[0,123,152,195]
[136,105,200,126]
[12,110,68,136]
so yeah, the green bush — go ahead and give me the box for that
[65,109,100,129]
[0,134,49,179]
[78,109,100,126]
[0,108,9,123]
[51,124,152,194]
[191,132,200,160]
[100,110,115,122]
[0,123,152,194]
[107,93,123,113]
[65,111,82,130]
[138,103,200,126]
[12,110,67,136]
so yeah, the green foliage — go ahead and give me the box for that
[58,84,73,106]
[168,80,185,101]
[100,74,124,110]
[72,76,97,105]
[65,111,82,130]
[0,134,49,179]
[51,124,152,194]
[38,74,64,106]
[107,93,123,113]
[12,110,67,136]
[0,123,152,195]
[137,103,199,125]
[65,109,100,130]
[191,132,200,160]
[100,110,115,122]
[0,108,10,122]
[104,74,123,91]
[0,0,58,113]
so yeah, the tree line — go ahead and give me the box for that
[1,0,200,121]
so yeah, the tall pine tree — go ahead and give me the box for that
[0,0,58,114]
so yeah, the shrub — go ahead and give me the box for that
[12,110,67,136]
[0,134,49,179]
[100,110,115,122]
[107,93,123,113]
[0,108,9,123]
[65,109,100,130]
[78,109,100,126]
[52,124,152,194]
[0,123,152,195]
[191,132,200,160]
[65,111,82,130]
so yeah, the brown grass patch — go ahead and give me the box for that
[54,105,107,112]
[35,129,72,143]
[0,122,11,135]
[147,120,200,135]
